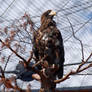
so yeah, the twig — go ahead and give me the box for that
[54,71,73,83]
[54,62,92,83]
[4,53,13,71]
[66,16,84,61]
[0,39,27,63]
[76,52,92,72]
[65,16,86,73]
[32,60,43,68]
[86,52,92,61]
[27,51,33,63]
[64,15,92,43]
[0,66,5,78]
[54,53,92,83]
[54,52,92,83]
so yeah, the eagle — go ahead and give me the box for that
[33,10,65,79]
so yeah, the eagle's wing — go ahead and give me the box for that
[33,24,64,78]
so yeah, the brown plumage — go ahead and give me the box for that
[33,10,65,79]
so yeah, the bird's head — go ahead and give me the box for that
[41,10,56,25]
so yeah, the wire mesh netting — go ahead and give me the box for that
[0,0,92,90]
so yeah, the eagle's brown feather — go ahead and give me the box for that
[33,10,65,79]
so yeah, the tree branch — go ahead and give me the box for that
[54,52,92,83]
[0,39,27,63]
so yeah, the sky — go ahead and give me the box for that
[0,0,92,90]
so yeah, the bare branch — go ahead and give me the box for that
[32,60,43,68]
[27,51,33,63]
[54,71,72,83]
[66,16,84,61]
[54,53,92,83]
[54,63,92,83]
[4,53,13,71]
[0,66,5,78]
[65,16,87,73]
[0,39,27,63]
[86,52,92,61]
[32,55,47,68]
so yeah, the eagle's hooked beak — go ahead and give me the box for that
[49,10,56,16]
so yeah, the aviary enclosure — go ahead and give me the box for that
[0,0,92,92]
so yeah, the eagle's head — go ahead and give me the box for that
[41,10,56,25]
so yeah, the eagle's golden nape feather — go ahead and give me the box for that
[33,10,65,79]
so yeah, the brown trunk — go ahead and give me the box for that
[39,71,56,92]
